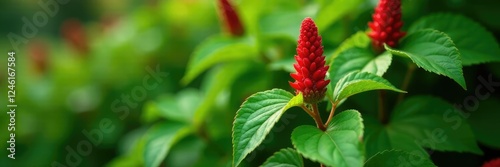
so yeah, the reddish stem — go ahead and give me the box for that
[311,103,327,131]
[324,101,337,127]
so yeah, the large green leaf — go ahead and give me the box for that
[364,114,428,158]
[315,0,364,31]
[291,110,364,167]
[391,96,482,154]
[365,150,436,167]
[181,36,257,84]
[261,148,304,167]
[328,31,371,63]
[333,71,405,102]
[468,98,500,149]
[232,89,303,167]
[385,29,466,89]
[409,13,500,65]
[193,62,250,128]
[143,122,191,167]
[364,96,483,158]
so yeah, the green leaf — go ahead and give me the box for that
[391,96,482,154]
[364,114,428,158]
[261,148,304,167]
[193,62,250,129]
[291,110,364,167]
[468,98,500,149]
[181,36,257,84]
[166,136,206,167]
[327,48,393,99]
[329,48,374,89]
[106,130,147,167]
[328,31,371,63]
[409,13,500,65]
[333,71,405,102]
[365,150,436,167]
[142,89,201,123]
[143,122,191,167]
[364,96,483,158]
[361,52,392,76]
[315,0,364,31]
[385,29,466,89]
[232,89,303,167]
[329,47,392,84]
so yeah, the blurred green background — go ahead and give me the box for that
[1,0,500,167]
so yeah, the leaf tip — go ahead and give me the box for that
[179,76,191,86]
[459,81,467,90]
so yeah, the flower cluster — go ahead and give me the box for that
[368,0,406,52]
[483,158,500,167]
[289,18,330,103]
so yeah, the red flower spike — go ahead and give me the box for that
[217,0,244,36]
[483,158,500,167]
[368,0,406,53]
[289,18,330,103]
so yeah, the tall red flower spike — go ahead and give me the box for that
[289,17,330,103]
[368,0,406,53]
[217,0,244,36]
[483,158,500,167]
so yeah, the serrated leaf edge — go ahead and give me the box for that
[384,29,467,90]
[232,89,302,167]
[260,148,304,167]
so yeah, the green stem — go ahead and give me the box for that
[198,122,225,155]
[301,105,315,118]
[378,90,388,124]
[397,63,416,104]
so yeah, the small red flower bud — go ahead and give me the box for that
[483,158,500,167]
[217,0,244,36]
[368,0,406,53]
[61,19,89,55]
[29,40,49,74]
[289,18,330,103]
[99,15,119,33]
